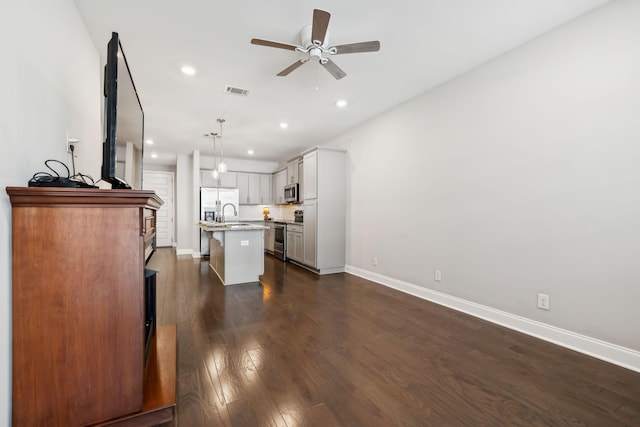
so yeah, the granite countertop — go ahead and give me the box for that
[199,221,268,231]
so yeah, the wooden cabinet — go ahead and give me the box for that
[7,187,175,427]
[286,223,303,263]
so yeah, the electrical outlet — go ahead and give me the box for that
[372,257,378,266]
[66,134,80,153]
[537,293,550,310]
[434,269,442,282]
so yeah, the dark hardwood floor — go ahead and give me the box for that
[148,248,640,426]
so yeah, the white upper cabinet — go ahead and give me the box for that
[258,174,271,205]
[201,170,237,188]
[272,169,287,205]
[298,160,304,203]
[219,172,237,188]
[286,159,300,184]
[237,172,268,205]
[303,151,317,200]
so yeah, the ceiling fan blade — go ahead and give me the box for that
[320,59,346,80]
[311,9,331,46]
[332,41,381,55]
[251,38,298,51]
[277,59,307,76]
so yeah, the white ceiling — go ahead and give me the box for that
[74,0,610,166]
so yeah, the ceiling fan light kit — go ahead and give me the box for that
[251,9,380,80]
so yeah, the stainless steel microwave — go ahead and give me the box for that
[284,183,299,203]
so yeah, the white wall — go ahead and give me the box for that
[334,0,640,360]
[175,153,194,255]
[0,0,101,424]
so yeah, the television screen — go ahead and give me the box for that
[102,32,144,189]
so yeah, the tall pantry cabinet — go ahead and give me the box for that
[302,147,346,273]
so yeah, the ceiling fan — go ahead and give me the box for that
[250,9,380,80]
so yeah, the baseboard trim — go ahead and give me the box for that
[345,264,640,373]
[175,248,193,256]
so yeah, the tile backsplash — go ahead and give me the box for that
[238,204,297,222]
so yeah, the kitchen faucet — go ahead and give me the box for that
[220,203,237,223]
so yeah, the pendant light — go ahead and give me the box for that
[211,132,219,179]
[217,118,227,173]
[205,132,220,179]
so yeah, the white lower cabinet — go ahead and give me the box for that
[286,223,303,263]
[302,201,317,268]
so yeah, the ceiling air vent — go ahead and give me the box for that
[224,85,249,96]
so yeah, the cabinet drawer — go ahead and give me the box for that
[287,224,302,233]
[143,208,156,237]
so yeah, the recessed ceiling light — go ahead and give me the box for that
[279,122,288,129]
[150,153,158,159]
[336,99,348,108]
[181,65,196,76]
[145,139,154,145]
[247,149,254,155]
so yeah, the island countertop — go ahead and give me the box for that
[199,221,268,232]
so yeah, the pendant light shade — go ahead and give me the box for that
[217,160,227,174]
[217,118,227,173]
[207,131,220,179]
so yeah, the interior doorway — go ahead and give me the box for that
[143,171,175,247]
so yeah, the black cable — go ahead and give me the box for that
[29,159,97,188]
[69,144,77,176]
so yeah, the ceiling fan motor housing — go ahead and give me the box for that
[300,25,329,49]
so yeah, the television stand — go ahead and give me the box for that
[7,187,175,426]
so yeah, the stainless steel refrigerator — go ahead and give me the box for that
[200,187,239,256]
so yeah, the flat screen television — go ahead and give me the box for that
[102,32,144,189]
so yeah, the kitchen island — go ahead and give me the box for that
[199,222,267,285]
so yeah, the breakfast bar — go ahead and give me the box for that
[199,222,267,285]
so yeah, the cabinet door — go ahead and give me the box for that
[273,170,286,204]
[248,173,260,205]
[303,200,317,267]
[287,160,299,184]
[294,232,303,261]
[236,172,249,204]
[286,231,295,259]
[298,161,304,202]
[303,151,317,200]
[201,170,218,187]
[219,171,237,188]
[259,174,272,204]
